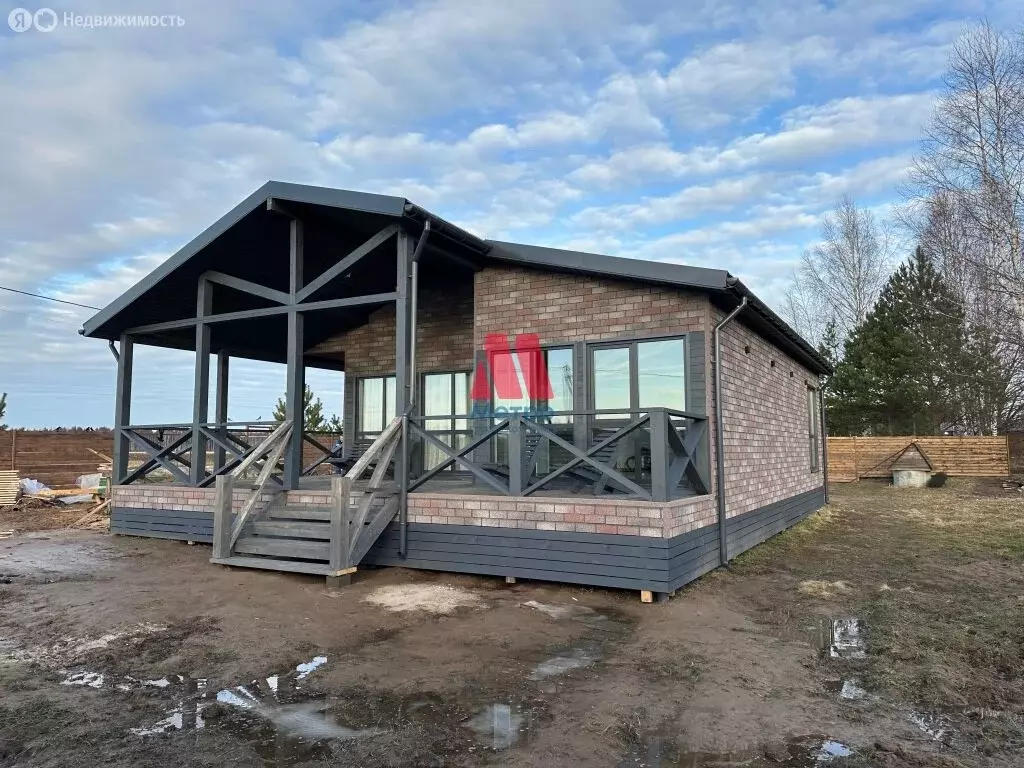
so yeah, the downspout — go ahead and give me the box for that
[399,220,431,558]
[819,386,830,504]
[712,295,748,567]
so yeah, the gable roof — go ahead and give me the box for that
[81,181,832,375]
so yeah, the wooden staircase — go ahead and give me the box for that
[210,417,404,583]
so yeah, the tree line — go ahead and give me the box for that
[785,21,1024,436]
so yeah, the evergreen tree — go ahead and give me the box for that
[272,385,333,431]
[827,247,968,435]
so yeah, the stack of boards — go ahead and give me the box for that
[0,470,18,507]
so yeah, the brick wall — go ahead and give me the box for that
[111,483,715,539]
[310,280,474,376]
[713,313,824,519]
[111,485,277,514]
[474,265,709,346]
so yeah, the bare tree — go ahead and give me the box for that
[904,20,1024,431]
[797,196,895,343]
[782,270,831,350]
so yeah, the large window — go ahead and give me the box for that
[357,376,396,438]
[490,346,574,422]
[422,372,470,470]
[590,337,686,418]
[808,386,820,472]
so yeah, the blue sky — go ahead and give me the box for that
[0,0,1017,428]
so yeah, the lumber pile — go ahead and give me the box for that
[0,471,18,507]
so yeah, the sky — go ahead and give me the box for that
[0,0,1018,428]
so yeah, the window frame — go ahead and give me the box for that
[354,374,397,440]
[587,334,688,419]
[808,385,821,472]
[420,370,471,472]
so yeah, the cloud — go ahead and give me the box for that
[0,0,993,426]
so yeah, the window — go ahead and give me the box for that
[808,386,820,472]
[488,346,574,470]
[422,372,470,470]
[489,346,574,423]
[590,337,686,418]
[357,376,396,438]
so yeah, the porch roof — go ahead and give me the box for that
[80,181,831,375]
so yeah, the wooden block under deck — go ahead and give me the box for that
[640,590,654,604]
[505,576,516,584]
[328,566,357,577]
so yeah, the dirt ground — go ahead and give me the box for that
[0,479,1022,767]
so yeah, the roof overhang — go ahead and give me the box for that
[81,181,832,375]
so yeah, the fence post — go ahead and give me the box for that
[508,413,523,496]
[212,474,234,560]
[330,475,353,573]
[650,410,670,502]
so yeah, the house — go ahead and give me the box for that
[81,181,831,601]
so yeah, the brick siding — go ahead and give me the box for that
[474,265,709,346]
[112,484,714,539]
[712,312,825,519]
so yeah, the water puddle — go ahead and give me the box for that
[617,734,856,766]
[56,653,384,754]
[464,703,534,750]
[814,618,866,659]
[529,645,601,680]
[823,678,867,701]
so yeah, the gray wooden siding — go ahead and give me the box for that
[111,485,825,592]
[111,506,215,542]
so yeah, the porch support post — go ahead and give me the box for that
[191,279,212,485]
[113,333,134,484]
[214,350,230,472]
[508,413,523,496]
[283,218,305,490]
[649,409,670,501]
[395,230,413,556]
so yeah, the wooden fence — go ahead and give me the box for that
[0,428,343,488]
[827,436,1009,482]
[0,430,114,487]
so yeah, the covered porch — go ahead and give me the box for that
[85,182,711,585]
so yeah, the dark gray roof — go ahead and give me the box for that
[81,181,831,375]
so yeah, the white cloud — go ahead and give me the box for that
[0,0,996,425]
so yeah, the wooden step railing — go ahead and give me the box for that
[211,416,404,577]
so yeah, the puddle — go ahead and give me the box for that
[0,536,114,578]
[815,618,866,659]
[522,599,598,620]
[529,646,600,680]
[295,656,327,680]
[823,678,867,701]
[464,703,534,750]
[617,734,856,767]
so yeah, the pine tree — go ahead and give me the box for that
[272,385,331,431]
[827,247,968,435]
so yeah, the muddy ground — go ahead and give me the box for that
[0,479,1022,767]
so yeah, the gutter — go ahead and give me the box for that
[712,295,748,567]
[399,220,431,558]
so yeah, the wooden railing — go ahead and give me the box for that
[406,408,710,501]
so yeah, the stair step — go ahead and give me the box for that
[250,521,330,540]
[233,536,329,561]
[211,555,333,576]
[267,506,330,521]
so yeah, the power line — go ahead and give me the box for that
[0,284,100,311]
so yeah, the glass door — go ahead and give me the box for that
[421,372,469,471]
